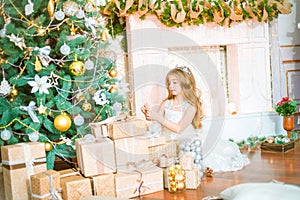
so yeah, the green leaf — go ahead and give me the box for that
[43,117,60,135]
[46,150,56,170]
[0,97,12,112]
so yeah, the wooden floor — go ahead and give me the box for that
[0,140,299,200]
[135,139,300,200]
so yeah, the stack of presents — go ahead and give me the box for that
[0,116,203,200]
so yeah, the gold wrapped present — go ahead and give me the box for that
[114,137,150,167]
[90,116,148,140]
[92,173,116,197]
[185,166,203,189]
[109,117,148,140]
[60,173,92,200]
[31,170,61,200]
[148,141,178,161]
[76,138,116,177]
[1,142,47,200]
[115,165,163,198]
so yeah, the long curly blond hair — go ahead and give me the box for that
[164,67,204,129]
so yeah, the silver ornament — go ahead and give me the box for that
[184,146,191,152]
[83,134,96,143]
[28,132,39,142]
[1,129,11,141]
[195,146,202,153]
[76,8,85,19]
[0,29,6,38]
[54,10,65,21]
[60,43,70,55]
[84,59,94,70]
[195,154,202,161]
[189,143,196,151]
[74,114,84,126]
[193,139,202,146]
[194,159,201,164]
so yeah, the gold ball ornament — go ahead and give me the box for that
[45,142,52,151]
[54,113,72,132]
[177,181,186,190]
[10,87,18,97]
[69,61,86,76]
[109,68,118,78]
[82,101,92,112]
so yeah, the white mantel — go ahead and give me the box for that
[125,14,285,142]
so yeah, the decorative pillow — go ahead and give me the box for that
[220,182,300,200]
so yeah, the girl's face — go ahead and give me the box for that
[167,75,182,96]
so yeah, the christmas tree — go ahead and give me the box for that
[0,0,128,169]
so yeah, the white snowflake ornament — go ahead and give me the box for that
[0,78,11,95]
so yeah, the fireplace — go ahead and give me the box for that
[125,14,284,146]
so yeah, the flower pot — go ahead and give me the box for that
[283,116,294,138]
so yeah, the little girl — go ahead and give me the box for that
[141,66,250,172]
[141,66,203,142]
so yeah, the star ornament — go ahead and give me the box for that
[7,33,26,50]
[28,74,52,94]
[37,104,47,114]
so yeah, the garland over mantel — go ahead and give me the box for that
[100,0,292,36]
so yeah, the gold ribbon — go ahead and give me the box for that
[138,0,149,16]
[114,0,134,17]
[188,0,203,19]
[170,0,186,24]
[268,0,291,14]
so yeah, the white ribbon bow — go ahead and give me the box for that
[20,101,40,123]
[34,46,52,67]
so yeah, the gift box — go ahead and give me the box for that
[92,173,116,197]
[147,135,166,147]
[76,138,116,177]
[60,173,92,200]
[1,142,47,200]
[260,141,295,153]
[31,170,61,200]
[114,137,150,167]
[180,152,195,171]
[109,118,148,140]
[148,141,178,161]
[89,123,110,138]
[115,165,163,198]
[185,166,203,189]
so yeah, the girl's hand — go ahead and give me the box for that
[141,103,151,120]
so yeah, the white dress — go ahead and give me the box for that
[162,100,250,172]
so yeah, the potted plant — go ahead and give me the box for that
[275,97,297,138]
